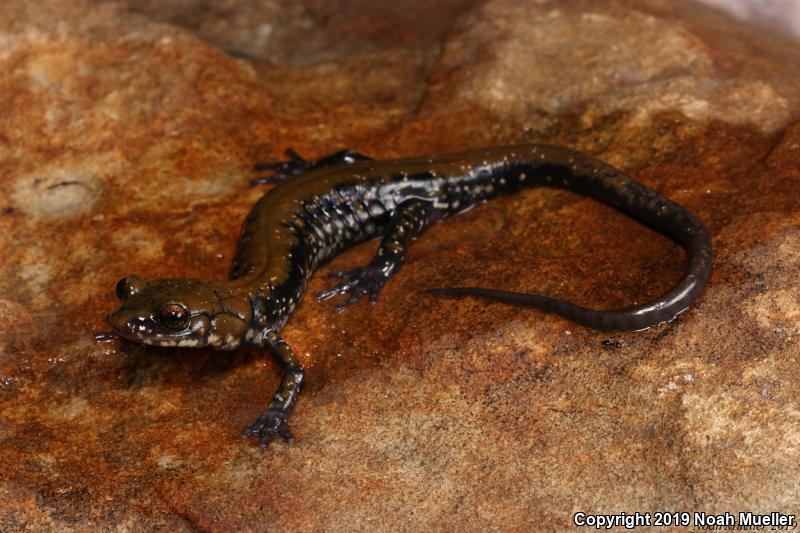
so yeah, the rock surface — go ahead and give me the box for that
[1,0,799,530]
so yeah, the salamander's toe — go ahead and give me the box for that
[251,148,311,186]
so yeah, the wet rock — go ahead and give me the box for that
[0,0,798,530]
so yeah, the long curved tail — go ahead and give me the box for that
[427,144,712,331]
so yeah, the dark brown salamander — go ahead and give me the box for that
[99,145,712,447]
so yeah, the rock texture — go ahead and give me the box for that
[1,0,799,530]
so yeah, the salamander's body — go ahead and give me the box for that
[102,144,712,447]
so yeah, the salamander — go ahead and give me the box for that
[98,145,712,447]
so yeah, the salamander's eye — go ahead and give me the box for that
[158,303,190,331]
[116,275,145,300]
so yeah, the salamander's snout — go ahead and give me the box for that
[107,307,152,335]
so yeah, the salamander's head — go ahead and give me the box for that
[105,275,252,350]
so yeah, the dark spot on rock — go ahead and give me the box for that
[601,339,622,350]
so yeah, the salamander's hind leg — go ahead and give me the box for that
[317,200,434,311]
[251,148,372,185]
[241,331,305,448]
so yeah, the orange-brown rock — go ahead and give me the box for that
[1,0,798,530]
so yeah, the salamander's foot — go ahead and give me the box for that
[316,265,389,311]
[251,148,311,185]
[252,148,373,185]
[241,408,293,448]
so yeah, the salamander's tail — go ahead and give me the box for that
[426,227,711,332]
[426,287,661,331]
[426,144,712,332]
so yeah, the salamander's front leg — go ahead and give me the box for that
[317,200,434,311]
[251,148,372,185]
[242,331,305,448]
